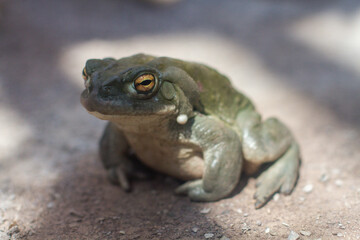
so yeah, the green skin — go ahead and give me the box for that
[80,54,300,208]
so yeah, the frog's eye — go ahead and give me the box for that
[134,74,155,92]
[82,68,88,80]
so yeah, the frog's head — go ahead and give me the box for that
[80,56,201,125]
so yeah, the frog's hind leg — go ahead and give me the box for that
[253,142,300,208]
[236,110,300,208]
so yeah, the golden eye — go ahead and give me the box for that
[82,68,88,80]
[134,74,155,92]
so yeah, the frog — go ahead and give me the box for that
[80,53,300,208]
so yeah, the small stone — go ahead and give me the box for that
[282,222,290,227]
[273,193,280,201]
[220,236,230,240]
[192,227,199,233]
[300,230,311,236]
[303,184,313,193]
[242,223,251,232]
[338,223,346,229]
[200,208,211,214]
[337,233,344,237]
[204,233,214,238]
[69,210,84,218]
[256,221,262,226]
[119,231,125,235]
[335,180,343,187]
[47,202,55,209]
[243,213,249,217]
[319,173,329,182]
[287,231,300,240]
[236,208,242,214]
[265,227,270,234]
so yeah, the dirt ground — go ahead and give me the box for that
[0,0,360,239]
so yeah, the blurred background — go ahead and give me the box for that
[0,0,359,239]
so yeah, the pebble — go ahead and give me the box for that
[69,210,84,218]
[282,222,290,227]
[236,208,242,214]
[303,184,313,193]
[220,236,230,240]
[338,223,346,229]
[287,231,300,240]
[273,193,280,201]
[119,231,125,235]
[242,223,251,232]
[300,230,311,236]
[256,220,262,226]
[265,227,270,234]
[192,227,199,233]
[319,173,329,182]
[204,233,214,238]
[47,202,55,209]
[335,180,343,187]
[333,232,345,237]
[200,208,211,214]
[243,213,249,217]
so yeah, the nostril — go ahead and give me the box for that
[100,85,119,97]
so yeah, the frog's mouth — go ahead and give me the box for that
[80,88,177,120]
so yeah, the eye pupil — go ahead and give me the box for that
[140,80,152,86]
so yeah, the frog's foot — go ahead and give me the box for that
[175,180,226,202]
[107,166,131,192]
[106,158,153,191]
[254,142,300,208]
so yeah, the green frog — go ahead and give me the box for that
[80,54,300,208]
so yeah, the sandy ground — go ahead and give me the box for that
[0,0,360,239]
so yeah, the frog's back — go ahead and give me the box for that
[151,56,254,125]
[182,62,254,125]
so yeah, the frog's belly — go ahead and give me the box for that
[125,134,204,180]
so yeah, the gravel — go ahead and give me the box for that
[300,230,311,236]
[288,231,300,240]
[200,208,211,214]
[204,233,214,238]
[303,184,314,193]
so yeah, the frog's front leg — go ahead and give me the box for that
[236,109,300,208]
[175,115,243,201]
[100,123,150,191]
